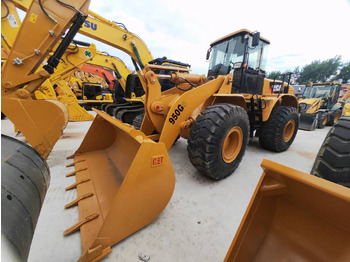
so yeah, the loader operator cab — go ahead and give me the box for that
[207,29,270,95]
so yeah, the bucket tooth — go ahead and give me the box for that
[66,154,77,160]
[66,167,87,177]
[65,178,90,190]
[65,192,94,209]
[66,159,85,167]
[64,213,99,236]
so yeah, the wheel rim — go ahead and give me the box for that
[322,116,327,126]
[334,111,340,123]
[222,126,243,163]
[283,120,295,143]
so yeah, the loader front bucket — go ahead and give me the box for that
[299,112,317,130]
[64,109,175,262]
[1,97,68,159]
[225,159,350,262]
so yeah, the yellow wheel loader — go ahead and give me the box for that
[299,82,343,130]
[1,0,91,158]
[205,29,299,152]
[64,30,298,261]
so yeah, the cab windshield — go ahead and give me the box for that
[302,85,334,99]
[208,34,269,76]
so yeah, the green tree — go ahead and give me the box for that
[266,71,282,79]
[337,62,350,83]
[297,56,342,84]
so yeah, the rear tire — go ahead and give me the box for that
[187,104,249,180]
[259,106,299,152]
[311,116,350,186]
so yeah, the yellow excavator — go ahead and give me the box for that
[85,51,131,90]
[1,1,95,122]
[6,0,192,125]
[69,51,132,109]
[36,41,97,121]
[1,0,91,158]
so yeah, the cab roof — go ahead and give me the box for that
[210,29,270,46]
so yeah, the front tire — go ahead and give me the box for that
[317,113,327,129]
[187,104,249,180]
[259,106,299,152]
[311,116,350,186]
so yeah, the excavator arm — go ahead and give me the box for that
[1,0,21,60]
[1,0,91,158]
[9,0,153,68]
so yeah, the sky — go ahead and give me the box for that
[79,0,350,75]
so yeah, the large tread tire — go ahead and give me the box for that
[187,104,249,180]
[1,135,50,261]
[311,116,350,186]
[259,106,299,152]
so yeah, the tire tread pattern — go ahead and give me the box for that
[259,106,299,152]
[187,104,249,180]
[311,116,350,186]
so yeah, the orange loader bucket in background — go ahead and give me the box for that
[225,159,350,262]
[64,109,176,262]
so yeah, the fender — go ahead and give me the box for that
[262,94,298,122]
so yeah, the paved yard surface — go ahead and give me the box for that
[1,114,330,262]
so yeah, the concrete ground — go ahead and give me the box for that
[1,114,331,262]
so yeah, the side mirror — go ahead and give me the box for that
[206,47,212,61]
[252,32,260,47]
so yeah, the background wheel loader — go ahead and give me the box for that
[298,82,343,130]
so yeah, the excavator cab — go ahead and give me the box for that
[207,29,270,95]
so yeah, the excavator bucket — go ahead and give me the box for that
[224,159,350,261]
[64,109,175,262]
[299,112,317,130]
[1,97,68,159]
